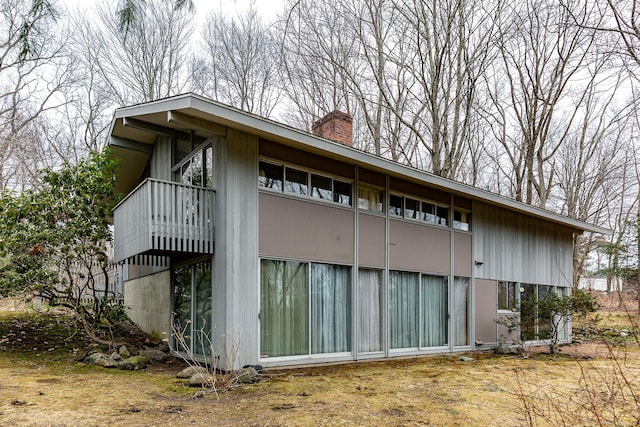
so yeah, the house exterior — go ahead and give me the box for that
[109,94,607,370]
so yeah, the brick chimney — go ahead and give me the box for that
[311,111,353,147]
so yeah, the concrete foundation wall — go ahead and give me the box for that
[124,270,171,338]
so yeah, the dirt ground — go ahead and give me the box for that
[0,293,638,426]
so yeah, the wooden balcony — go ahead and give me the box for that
[113,179,214,263]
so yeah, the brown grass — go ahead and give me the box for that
[0,295,639,427]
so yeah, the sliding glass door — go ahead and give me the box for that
[422,275,448,347]
[358,269,383,353]
[260,259,351,358]
[172,261,212,356]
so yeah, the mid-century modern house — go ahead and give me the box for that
[109,93,607,370]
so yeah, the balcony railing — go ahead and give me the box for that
[113,178,215,263]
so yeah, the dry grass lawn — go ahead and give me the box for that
[0,295,639,426]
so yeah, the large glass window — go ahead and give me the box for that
[389,271,419,349]
[358,269,383,353]
[260,259,351,357]
[422,275,448,347]
[311,264,351,354]
[498,281,517,311]
[260,260,308,357]
[175,143,214,188]
[172,261,212,356]
[453,277,470,346]
[520,283,537,341]
[390,271,450,349]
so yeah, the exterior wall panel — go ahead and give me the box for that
[124,270,171,338]
[388,220,450,273]
[150,135,171,181]
[358,214,386,268]
[212,129,260,369]
[454,232,472,277]
[474,202,573,286]
[474,278,497,345]
[259,193,355,264]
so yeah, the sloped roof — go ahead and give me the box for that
[108,93,609,235]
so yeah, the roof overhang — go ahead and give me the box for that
[107,93,610,235]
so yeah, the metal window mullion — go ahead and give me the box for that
[308,262,312,356]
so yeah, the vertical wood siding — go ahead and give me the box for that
[473,202,574,286]
[113,179,214,263]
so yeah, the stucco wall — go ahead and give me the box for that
[124,270,171,338]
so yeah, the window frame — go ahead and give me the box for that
[357,184,385,214]
[259,258,352,359]
[172,140,214,189]
[388,192,450,227]
[258,158,354,207]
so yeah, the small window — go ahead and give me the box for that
[436,206,448,226]
[311,174,332,200]
[405,198,419,219]
[205,146,213,188]
[285,168,308,195]
[389,194,403,216]
[421,202,436,223]
[259,161,283,190]
[453,209,471,231]
[333,180,352,206]
[498,281,517,311]
[358,187,384,213]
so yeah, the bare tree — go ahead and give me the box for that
[200,6,283,117]
[76,0,195,106]
[277,0,362,131]
[0,0,70,191]
[386,0,501,178]
[487,0,603,207]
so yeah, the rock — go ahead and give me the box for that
[620,330,630,337]
[110,352,122,361]
[118,345,130,359]
[243,364,263,372]
[74,351,89,362]
[96,357,118,368]
[141,348,169,363]
[232,367,260,384]
[189,372,216,387]
[118,355,149,370]
[459,356,475,362]
[176,365,210,379]
[158,343,169,353]
[83,352,105,365]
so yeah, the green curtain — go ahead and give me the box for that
[422,275,448,347]
[389,271,419,349]
[260,260,308,357]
